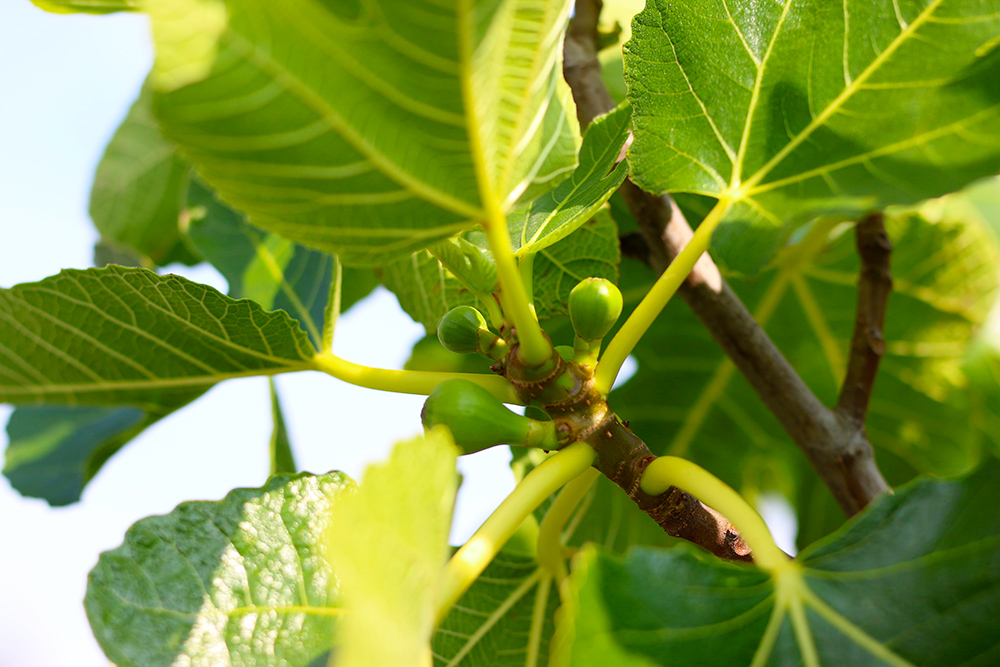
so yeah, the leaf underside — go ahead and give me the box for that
[147,0,581,264]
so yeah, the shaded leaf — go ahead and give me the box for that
[326,428,459,667]
[625,0,1000,272]
[85,471,350,667]
[186,180,378,348]
[0,266,316,407]
[90,83,196,266]
[146,0,580,263]
[606,211,998,546]
[433,551,559,667]
[555,463,1000,666]
[2,403,180,506]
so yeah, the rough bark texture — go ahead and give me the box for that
[505,346,754,563]
[564,0,891,516]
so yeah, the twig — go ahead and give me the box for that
[837,213,892,425]
[564,0,889,516]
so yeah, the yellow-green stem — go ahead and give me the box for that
[436,442,595,624]
[595,199,731,394]
[537,467,600,579]
[484,211,551,367]
[519,251,536,314]
[312,352,520,403]
[639,456,787,572]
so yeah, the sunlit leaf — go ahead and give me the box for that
[31,0,136,14]
[505,104,631,256]
[625,0,1000,271]
[326,428,459,667]
[146,0,581,263]
[386,211,620,331]
[85,471,350,667]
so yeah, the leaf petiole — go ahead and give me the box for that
[483,209,552,367]
[435,441,595,625]
[312,351,519,403]
[639,455,788,572]
[537,467,600,580]
[594,198,732,394]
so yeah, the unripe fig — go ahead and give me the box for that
[437,306,489,355]
[569,277,623,342]
[421,379,557,454]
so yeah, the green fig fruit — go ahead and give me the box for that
[421,379,557,454]
[568,277,623,342]
[437,306,489,355]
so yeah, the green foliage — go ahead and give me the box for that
[433,550,560,667]
[5,0,1000,665]
[90,83,197,266]
[144,0,581,264]
[0,266,315,406]
[605,210,999,549]
[555,463,1000,666]
[85,470,351,667]
[625,0,1000,272]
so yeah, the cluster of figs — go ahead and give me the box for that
[421,277,623,454]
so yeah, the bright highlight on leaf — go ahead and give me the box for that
[625,0,1000,271]
[325,428,460,667]
[145,0,581,264]
[85,471,351,667]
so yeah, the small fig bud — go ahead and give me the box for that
[421,379,557,454]
[437,306,489,355]
[568,277,623,342]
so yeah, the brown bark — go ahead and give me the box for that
[564,0,890,516]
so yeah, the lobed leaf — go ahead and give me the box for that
[145,0,581,264]
[554,462,1000,666]
[625,0,1000,272]
[85,471,350,667]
